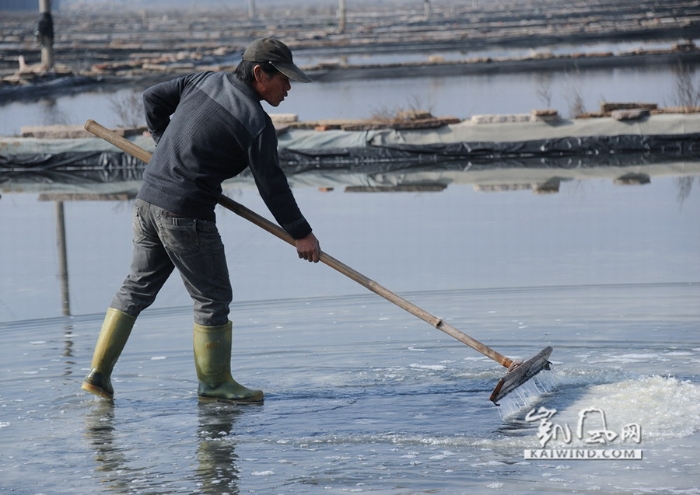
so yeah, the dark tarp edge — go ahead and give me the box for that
[1,133,699,173]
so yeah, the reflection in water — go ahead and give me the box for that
[8,160,698,322]
[84,402,131,492]
[84,401,245,494]
[38,98,69,127]
[63,321,75,376]
[4,158,700,205]
[676,176,696,207]
[1,158,696,324]
[195,403,244,494]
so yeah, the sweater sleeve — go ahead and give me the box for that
[143,75,190,145]
[247,120,312,240]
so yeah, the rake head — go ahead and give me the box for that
[490,346,553,405]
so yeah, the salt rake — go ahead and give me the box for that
[84,119,553,405]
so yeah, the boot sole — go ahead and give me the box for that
[197,395,264,404]
[81,381,114,401]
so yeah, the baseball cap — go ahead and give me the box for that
[242,37,312,83]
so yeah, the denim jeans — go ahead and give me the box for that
[111,199,232,326]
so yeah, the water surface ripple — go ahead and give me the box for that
[1,283,699,494]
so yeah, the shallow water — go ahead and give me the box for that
[1,173,699,493]
[0,63,695,136]
[2,175,699,322]
[1,287,699,494]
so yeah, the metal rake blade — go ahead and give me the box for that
[490,346,553,405]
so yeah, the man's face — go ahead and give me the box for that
[253,66,291,107]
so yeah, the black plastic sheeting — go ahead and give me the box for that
[370,133,700,158]
[0,167,147,189]
[0,151,146,171]
[2,132,699,175]
[2,153,699,193]
[277,133,700,173]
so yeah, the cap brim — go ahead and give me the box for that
[270,61,313,83]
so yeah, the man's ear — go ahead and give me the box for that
[252,64,265,83]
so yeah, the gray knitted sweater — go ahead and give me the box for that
[138,71,311,239]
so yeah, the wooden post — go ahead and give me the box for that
[55,201,71,316]
[38,0,54,70]
[338,0,346,33]
[248,0,255,19]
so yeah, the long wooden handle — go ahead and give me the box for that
[219,196,513,366]
[84,119,513,368]
[85,120,153,163]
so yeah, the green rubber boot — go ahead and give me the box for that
[193,321,264,403]
[81,308,136,400]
